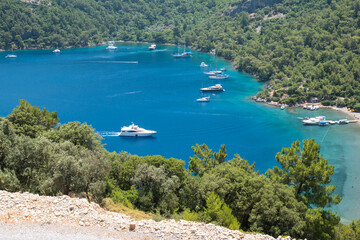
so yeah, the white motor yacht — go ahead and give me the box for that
[200,84,225,92]
[53,49,61,53]
[119,123,157,137]
[302,116,326,125]
[148,44,156,50]
[196,96,210,102]
[106,43,118,50]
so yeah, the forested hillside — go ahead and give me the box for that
[1,0,360,107]
[0,0,230,48]
[1,100,360,239]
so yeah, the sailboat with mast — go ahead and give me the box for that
[173,38,192,57]
[203,49,221,75]
[203,49,229,79]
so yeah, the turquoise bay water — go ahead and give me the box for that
[1,43,359,222]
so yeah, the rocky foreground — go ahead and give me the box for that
[0,191,294,240]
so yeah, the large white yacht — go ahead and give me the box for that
[302,116,326,125]
[200,84,225,92]
[119,123,157,137]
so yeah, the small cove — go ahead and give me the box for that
[0,43,359,222]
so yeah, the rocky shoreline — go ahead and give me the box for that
[0,191,295,240]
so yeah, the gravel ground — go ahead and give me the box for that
[0,191,292,240]
[0,222,154,240]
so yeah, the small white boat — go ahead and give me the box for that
[203,70,222,76]
[220,67,226,71]
[307,105,318,110]
[196,96,210,102]
[106,43,117,50]
[119,123,156,137]
[281,105,285,110]
[5,54,17,58]
[53,49,61,53]
[148,44,156,50]
[209,74,229,79]
[200,84,225,92]
[200,62,208,67]
[339,119,349,124]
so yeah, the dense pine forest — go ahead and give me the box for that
[2,0,360,239]
[1,100,360,239]
[1,0,360,107]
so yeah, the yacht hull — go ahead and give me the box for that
[119,131,156,137]
[208,75,229,79]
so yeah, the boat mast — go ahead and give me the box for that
[215,49,218,71]
[183,37,186,53]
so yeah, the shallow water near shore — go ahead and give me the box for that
[0,43,359,222]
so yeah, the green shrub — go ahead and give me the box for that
[321,100,332,106]
[354,103,360,112]
[183,209,200,222]
[336,100,346,108]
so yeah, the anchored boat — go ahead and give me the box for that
[200,84,225,92]
[173,39,192,57]
[200,62,208,67]
[209,74,229,79]
[196,96,210,102]
[302,116,326,125]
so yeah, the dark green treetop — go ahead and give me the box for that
[6,100,58,138]
[266,139,341,208]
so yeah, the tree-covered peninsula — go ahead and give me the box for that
[1,100,359,239]
[1,0,360,108]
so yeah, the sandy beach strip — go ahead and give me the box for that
[253,97,360,127]
[324,106,360,123]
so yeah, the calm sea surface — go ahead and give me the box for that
[1,43,359,222]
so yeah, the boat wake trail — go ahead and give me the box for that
[99,131,120,137]
[150,49,168,52]
[85,61,139,64]
[107,91,142,98]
